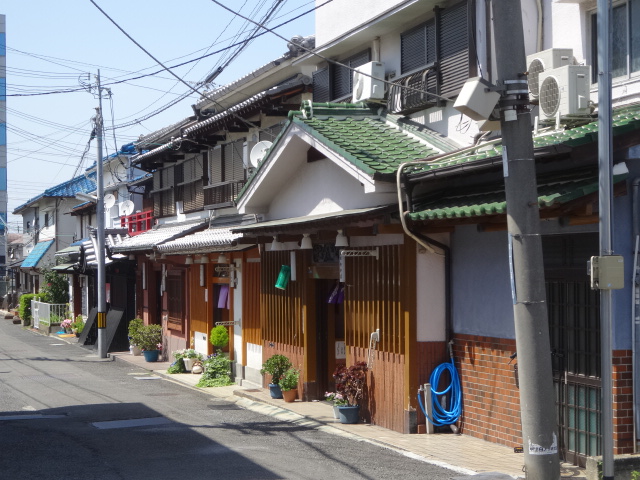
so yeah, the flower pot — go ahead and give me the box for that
[130,345,142,356]
[282,388,297,403]
[142,350,160,362]
[183,357,196,372]
[338,405,360,424]
[332,405,340,419]
[269,383,283,399]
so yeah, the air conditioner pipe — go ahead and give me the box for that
[632,177,640,453]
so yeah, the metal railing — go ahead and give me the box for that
[31,300,67,329]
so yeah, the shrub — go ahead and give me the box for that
[210,325,229,352]
[71,315,84,333]
[18,293,44,323]
[39,270,69,304]
[135,324,163,351]
[260,354,292,385]
[128,318,144,344]
[196,353,234,387]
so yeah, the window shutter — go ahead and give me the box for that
[209,146,222,184]
[402,24,427,74]
[439,1,469,98]
[313,67,330,102]
[332,50,371,99]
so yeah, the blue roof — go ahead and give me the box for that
[21,240,54,268]
[13,172,97,213]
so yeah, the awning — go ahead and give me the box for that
[52,263,76,272]
[232,205,396,235]
[408,172,627,222]
[21,240,54,269]
[110,219,208,253]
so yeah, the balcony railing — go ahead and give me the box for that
[121,210,154,236]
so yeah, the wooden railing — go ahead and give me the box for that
[121,210,154,236]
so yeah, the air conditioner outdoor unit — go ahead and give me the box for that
[352,61,385,103]
[538,65,591,120]
[527,48,574,101]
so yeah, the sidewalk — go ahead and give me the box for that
[108,350,587,480]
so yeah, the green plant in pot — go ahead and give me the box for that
[260,354,292,399]
[127,317,144,356]
[210,325,229,353]
[280,367,300,403]
[135,324,163,362]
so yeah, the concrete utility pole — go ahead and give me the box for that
[491,1,560,479]
[96,70,107,359]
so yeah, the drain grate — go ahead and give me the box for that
[92,417,172,430]
[243,389,261,392]
[208,404,242,411]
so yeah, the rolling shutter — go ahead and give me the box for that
[313,67,330,103]
[439,1,469,98]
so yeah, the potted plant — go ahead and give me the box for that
[209,325,229,353]
[260,354,292,399]
[280,367,299,403]
[333,361,368,424]
[325,391,348,419]
[60,318,73,334]
[136,324,163,362]
[181,348,203,372]
[71,315,84,336]
[128,317,144,356]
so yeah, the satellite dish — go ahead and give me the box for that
[120,200,135,216]
[249,141,273,168]
[104,194,116,209]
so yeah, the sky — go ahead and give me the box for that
[2,0,316,231]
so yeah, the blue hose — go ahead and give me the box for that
[418,358,462,426]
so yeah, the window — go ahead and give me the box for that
[204,139,247,208]
[389,1,471,113]
[312,49,371,102]
[166,272,184,332]
[44,213,49,227]
[591,0,640,81]
[151,165,175,217]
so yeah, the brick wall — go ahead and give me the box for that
[613,349,634,453]
[453,334,522,447]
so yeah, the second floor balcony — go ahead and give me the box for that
[121,209,154,236]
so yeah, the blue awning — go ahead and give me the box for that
[21,240,54,268]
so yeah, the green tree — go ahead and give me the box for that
[39,269,69,304]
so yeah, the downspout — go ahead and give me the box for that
[397,162,452,342]
[632,177,640,452]
[536,0,543,52]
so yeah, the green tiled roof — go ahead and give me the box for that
[408,172,624,222]
[291,103,443,176]
[408,104,640,174]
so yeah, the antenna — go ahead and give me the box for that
[249,141,273,168]
[120,200,135,216]
[104,194,116,209]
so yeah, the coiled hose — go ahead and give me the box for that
[418,357,462,427]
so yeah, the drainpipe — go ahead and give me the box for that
[535,0,543,52]
[397,162,452,341]
[633,177,640,452]
[372,37,381,62]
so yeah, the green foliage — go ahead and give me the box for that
[39,270,69,304]
[260,354,292,385]
[209,325,229,351]
[167,358,186,374]
[632,471,640,480]
[18,293,44,323]
[71,315,84,333]
[135,324,163,351]
[280,368,299,391]
[196,354,233,387]
[49,313,62,325]
[128,318,144,344]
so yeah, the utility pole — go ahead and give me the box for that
[492,1,560,478]
[597,0,614,477]
[96,70,107,359]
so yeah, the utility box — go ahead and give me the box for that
[590,255,624,290]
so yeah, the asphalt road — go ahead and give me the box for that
[0,320,466,480]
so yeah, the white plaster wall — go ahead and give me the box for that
[315,0,406,47]
[267,158,397,220]
[416,235,447,342]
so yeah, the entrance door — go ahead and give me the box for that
[315,280,344,396]
[544,233,601,467]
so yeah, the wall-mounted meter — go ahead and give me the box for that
[589,255,624,290]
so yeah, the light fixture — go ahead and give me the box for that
[199,255,210,264]
[128,254,135,261]
[335,229,349,247]
[217,252,228,264]
[300,233,312,250]
[185,255,194,265]
[270,236,281,251]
